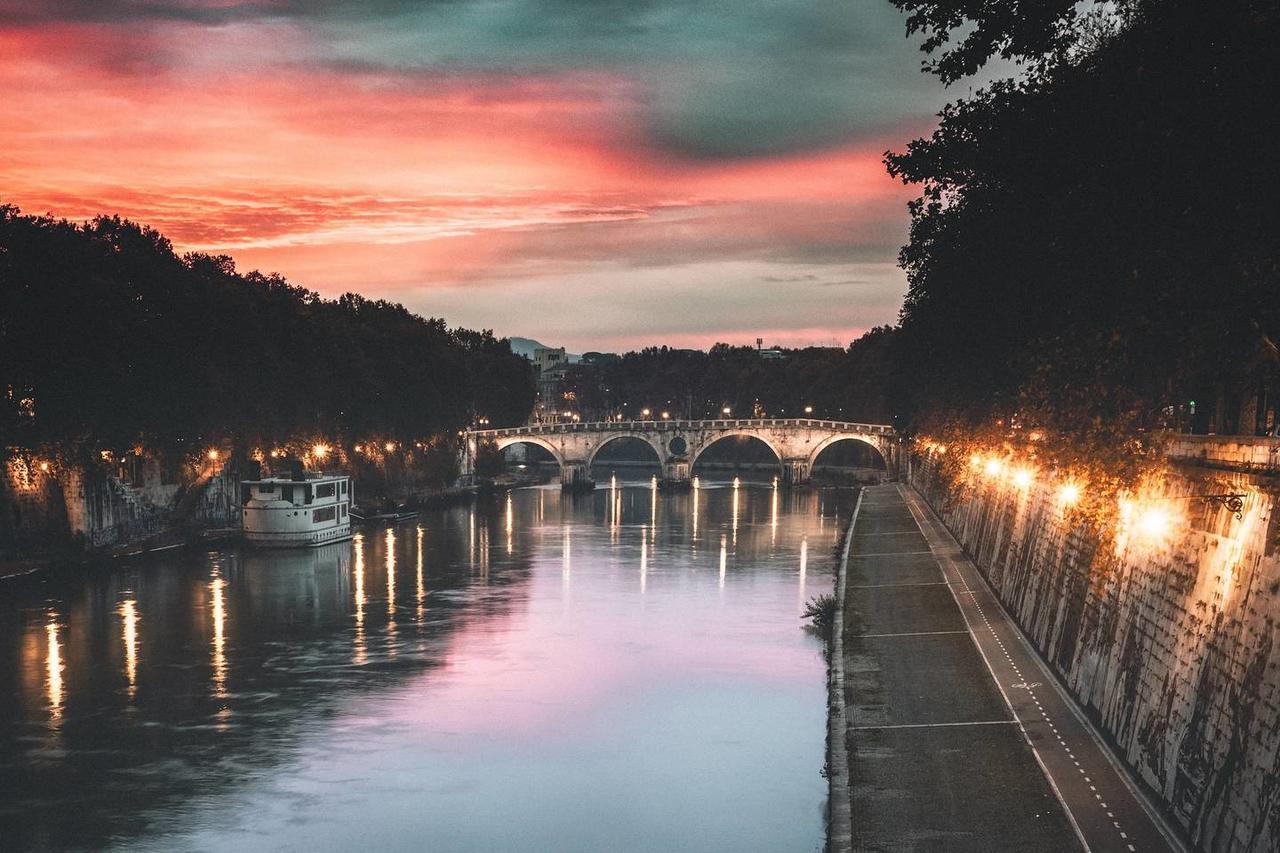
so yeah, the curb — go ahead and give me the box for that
[826,486,862,853]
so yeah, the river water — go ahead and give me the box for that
[0,480,852,853]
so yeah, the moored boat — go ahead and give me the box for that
[241,472,353,547]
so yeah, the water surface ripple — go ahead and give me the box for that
[0,481,852,852]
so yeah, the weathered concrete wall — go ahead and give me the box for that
[2,456,242,554]
[910,446,1280,852]
[0,459,70,560]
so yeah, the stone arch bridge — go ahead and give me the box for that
[462,418,898,487]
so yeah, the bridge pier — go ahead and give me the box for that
[560,461,594,492]
[781,458,809,487]
[660,459,691,490]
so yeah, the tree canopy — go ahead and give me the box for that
[0,206,534,461]
[561,329,898,425]
[887,0,1280,437]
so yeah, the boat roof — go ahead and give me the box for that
[242,472,348,485]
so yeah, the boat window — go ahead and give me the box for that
[304,485,313,504]
[257,484,275,495]
[281,484,294,503]
[316,483,336,498]
[313,506,337,523]
[241,484,253,505]
[341,481,348,494]
[340,504,347,518]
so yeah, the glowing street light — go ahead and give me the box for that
[1058,482,1082,507]
[804,405,813,414]
[722,406,732,415]
[641,408,651,417]
[313,443,331,460]
[1012,467,1034,490]
[983,458,1004,479]
[661,411,670,420]
[206,448,220,461]
[1136,506,1174,541]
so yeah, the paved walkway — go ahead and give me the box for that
[839,484,1183,852]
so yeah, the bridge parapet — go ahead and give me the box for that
[471,418,895,438]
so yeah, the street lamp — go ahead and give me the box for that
[641,408,651,417]
[804,405,813,415]
[661,411,670,420]
[722,406,731,415]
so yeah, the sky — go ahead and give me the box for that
[0,1,959,353]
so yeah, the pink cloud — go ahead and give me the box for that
[0,21,920,348]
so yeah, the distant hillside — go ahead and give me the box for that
[509,336,580,363]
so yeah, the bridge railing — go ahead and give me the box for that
[466,418,896,438]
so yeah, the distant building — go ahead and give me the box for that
[759,347,786,360]
[533,346,567,375]
[532,347,569,419]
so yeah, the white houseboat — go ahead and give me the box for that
[241,472,353,547]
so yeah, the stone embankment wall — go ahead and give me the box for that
[2,456,241,561]
[910,440,1280,852]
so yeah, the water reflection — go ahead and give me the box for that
[732,482,740,546]
[209,568,227,701]
[416,525,426,624]
[45,617,63,724]
[799,536,809,603]
[506,493,514,554]
[120,599,138,698]
[0,482,854,853]
[354,531,367,665]
[771,480,779,546]
[640,526,648,593]
[385,527,398,650]
[692,478,700,542]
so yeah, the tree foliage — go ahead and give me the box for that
[561,328,899,424]
[887,0,1280,438]
[0,206,534,460]
[891,0,1089,83]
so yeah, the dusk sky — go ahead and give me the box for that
[0,1,961,352]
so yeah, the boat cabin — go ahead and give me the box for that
[241,472,353,547]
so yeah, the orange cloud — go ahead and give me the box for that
[0,20,921,348]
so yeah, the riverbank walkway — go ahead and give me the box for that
[836,483,1182,852]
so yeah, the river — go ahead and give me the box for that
[0,479,853,852]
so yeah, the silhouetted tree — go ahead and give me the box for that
[0,205,535,462]
[886,0,1280,437]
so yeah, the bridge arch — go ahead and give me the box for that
[586,433,666,471]
[806,434,888,475]
[691,431,785,476]
[494,435,565,473]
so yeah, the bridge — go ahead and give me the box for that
[461,418,899,487]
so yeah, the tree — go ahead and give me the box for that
[0,205,536,462]
[886,0,1280,436]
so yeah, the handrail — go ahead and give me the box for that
[465,418,895,438]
